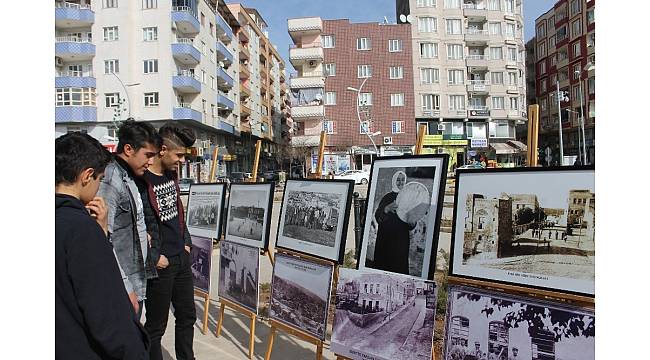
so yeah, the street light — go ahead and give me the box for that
[555,82,570,165]
[575,62,594,165]
[346,77,380,154]
[566,109,583,163]
[109,71,140,122]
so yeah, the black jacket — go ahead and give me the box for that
[55,194,150,359]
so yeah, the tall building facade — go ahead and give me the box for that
[397,0,528,168]
[533,0,595,165]
[288,17,415,174]
[55,0,287,180]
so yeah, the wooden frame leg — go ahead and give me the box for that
[201,296,210,335]
[249,314,257,359]
[264,325,276,360]
[215,303,226,337]
[316,341,323,360]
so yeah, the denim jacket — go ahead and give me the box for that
[97,158,157,301]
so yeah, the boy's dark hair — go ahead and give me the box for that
[56,132,112,185]
[116,119,161,153]
[158,122,196,149]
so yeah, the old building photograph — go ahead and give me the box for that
[218,240,259,313]
[190,235,213,294]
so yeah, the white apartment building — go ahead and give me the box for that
[401,0,528,167]
[55,0,242,180]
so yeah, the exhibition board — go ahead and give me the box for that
[186,183,226,239]
[224,182,275,250]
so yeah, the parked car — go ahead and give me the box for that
[230,172,245,182]
[457,164,484,170]
[178,178,195,194]
[262,170,279,181]
[334,170,370,185]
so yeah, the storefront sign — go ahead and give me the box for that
[469,109,490,117]
[422,135,468,146]
[470,138,488,148]
[443,134,467,140]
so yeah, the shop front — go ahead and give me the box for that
[420,134,468,172]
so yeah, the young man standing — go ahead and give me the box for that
[97,120,161,317]
[140,123,197,360]
[55,132,150,359]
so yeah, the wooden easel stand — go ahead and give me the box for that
[265,319,324,360]
[194,289,211,335]
[215,298,258,359]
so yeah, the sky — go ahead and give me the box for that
[229,0,557,72]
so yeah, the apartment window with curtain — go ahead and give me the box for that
[103,0,118,8]
[103,26,119,41]
[357,65,372,78]
[536,22,546,38]
[359,93,373,106]
[420,43,438,58]
[504,0,515,13]
[507,47,517,61]
[491,72,503,85]
[359,121,370,134]
[492,96,504,109]
[357,37,371,50]
[505,22,515,37]
[446,19,462,35]
[390,93,405,107]
[488,22,501,35]
[444,0,460,9]
[325,92,336,105]
[144,92,159,107]
[448,95,465,110]
[105,93,120,108]
[489,47,502,60]
[466,122,486,138]
[422,94,440,111]
[587,9,595,24]
[538,41,547,58]
[389,66,404,79]
[322,35,335,48]
[448,69,464,85]
[573,85,582,103]
[490,120,513,138]
[392,121,405,134]
[572,19,582,37]
[143,59,158,74]
[417,0,436,7]
[418,17,437,33]
[210,49,215,63]
[323,120,335,134]
[573,63,581,79]
[572,41,581,57]
[56,88,96,106]
[440,122,464,135]
[487,0,500,10]
[570,0,581,16]
[143,27,157,41]
[539,61,546,74]
[324,63,336,76]
[507,72,517,86]
[143,0,156,8]
[588,77,595,94]
[389,39,403,52]
[447,44,464,60]
[420,68,439,84]
[509,97,518,110]
[541,79,547,93]
[104,59,119,74]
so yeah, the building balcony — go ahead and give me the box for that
[240,83,251,98]
[215,12,234,43]
[217,67,234,90]
[217,93,235,111]
[466,54,488,69]
[464,29,489,44]
[172,71,201,94]
[172,39,201,65]
[171,6,200,34]
[506,85,519,94]
[280,84,287,95]
[173,103,202,122]
[55,106,97,123]
[289,45,323,67]
[463,3,487,19]
[291,135,321,147]
[240,103,251,117]
[55,36,95,62]
[239,43,250,60]
[290,104,324,119]
[55,70,95,88]
[288,17,322,42]
[216,40,233,67]
[466,80,490,94]
[280,71,286,83]
[217,117,236,134]
[289,74,325,89]
[239,64,250,80]
[55,2,94,28]
[507,109,526,120]
[467,106,490,118]
[505,59,518,69]
[559,78,570,89]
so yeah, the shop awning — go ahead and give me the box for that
[490,142,519,154]
[507,140,528,152]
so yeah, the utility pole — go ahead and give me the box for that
[556,82,568,165]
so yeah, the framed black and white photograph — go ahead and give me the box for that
[190,235,213,294]
[450,166,595,296]
[359,155,449,279]
[217,240,260,314]
[224,182,274,250]
[276,179,354,263]
[331,268,437,360]
[443,285,594,360]
[269,252,334,340]
[186,183,226,238]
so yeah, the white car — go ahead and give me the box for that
[335,170,369,184]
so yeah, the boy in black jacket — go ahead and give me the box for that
[55,132,150,359]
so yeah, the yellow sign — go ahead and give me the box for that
[422,135,468,146]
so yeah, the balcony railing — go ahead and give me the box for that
[466,54,487,60]
[468,105,489,110]
[172,6,193,13]
[57,70,94,77]
[55,2,91,10]
[56,35,92,43]
[468,80,490,85]
[175,70,201,81]
[466,29,488,35]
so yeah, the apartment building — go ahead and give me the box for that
[397,0,528,168]
[227,4,287,172]
[288,17,415,174]
[533,0,595,165]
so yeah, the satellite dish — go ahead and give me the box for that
[399,14,407,22]
[406,14,413,23]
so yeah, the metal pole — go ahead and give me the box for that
[354,77,379,154]
[556,81,564,165]
[578,75,587,164]
[111,71,132,119]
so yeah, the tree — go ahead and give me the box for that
[516,207,546,226]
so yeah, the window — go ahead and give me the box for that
[420,43,438,58]
[392,121,405,134]
[200,12,205,26]
[446,19,462,35]
[505,22,515,37]
[143,59,158,74]
[447,44,463,60]
[558,49,568,62]
[536,23,546,38]
[489,120,513,138]
[202,70,207,84]
[202,99,207,113]
[389,66,404,79]
[572,19,582,38]
[537,41,547,58]
[504,0,515,13]
[55,87,96,106]
[507,47,517,61]
[201,41,206,55]
[487,0,500,11]
[142,0,157,8]
[210,49,215,63]
[539,60,547,74]
[573,85,582,102]
[105,92,120,108]
[570,0,581,16]
[323,120,335,134]
[508,72,517,85]
[420,68,439,84]
[588,77,595,94]
[588,100,595,118]
[324,63,336,76]
[389,39,403,52]
[488,22,501,35]
[357,37,371,50]
[417,0,436,7]
[360,121,370,134]
[489,47,502,60]
[211,104,216,117]
[211,76,216,90]
[144,92,159,107]
[540,79,547,93]
[558,69,569,82]
[587,32,595,47]
[509,97,518,110]
[491,72,503,85]
[492,96,504,109]
[573,63,581,79]
[209,23,214,37]
[551,54,557,66]
[103,0,118,8]
[540,98,548,112]
[466,122,486,138]
[104,59,119,74]
[143,27,157,41]
[439,122,464,136]
[325,92,336,105]
[322,35,335,48]
[572,41,581,57]
[587,9,595,24]
[557,26,568,42]
[444,0,460,9]
[418,17,437,33]
[448,95,465,110]
[357,65,372,78]
[359,93,373,106]
[390,94,404,107]
[448,69,464,85]
[103,26,119,41]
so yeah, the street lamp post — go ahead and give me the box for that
[109,71,140,122]
[555,82,569,165]
[347,78,380,154]
[576,65,593,165]
[566,109,582,164]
